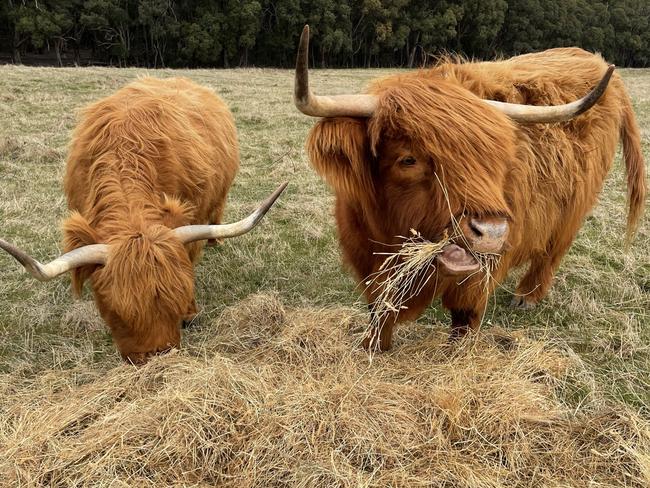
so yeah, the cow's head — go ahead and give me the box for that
[63,214,196,364]
[0,183,286,363]
[295,25,613,275]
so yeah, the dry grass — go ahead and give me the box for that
[0,66,648,485]
[1,293,649,487]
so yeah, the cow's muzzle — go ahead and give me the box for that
[436,216,509,275]
[460,216,510,254]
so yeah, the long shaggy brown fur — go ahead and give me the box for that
[63,77,239,362]
[306,48,647,349]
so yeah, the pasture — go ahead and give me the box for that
[0,66,649,485]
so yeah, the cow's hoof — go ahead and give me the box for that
[361,334,391,352]
[510,295,537,310]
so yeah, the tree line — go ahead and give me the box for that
[1,0,649,68]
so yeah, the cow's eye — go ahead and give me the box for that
[400,156,416,166]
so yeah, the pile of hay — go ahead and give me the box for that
[1,293,649,486]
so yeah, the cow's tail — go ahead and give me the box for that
[620,95,646,243]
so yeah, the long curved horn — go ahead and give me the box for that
[486,65,615,123]
[295,24,613,124]
[0,239,108,281]
[173,182,288,244]
[294,25,377,117]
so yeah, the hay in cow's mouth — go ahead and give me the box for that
[364,229,501,330]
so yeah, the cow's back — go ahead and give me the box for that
[438,48,616,105]
[65,77,239,226]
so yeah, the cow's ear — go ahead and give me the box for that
[306,117,375,202]
[160,195,195,229]
[62,212,102,297]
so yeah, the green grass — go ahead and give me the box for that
[0,65,648,412]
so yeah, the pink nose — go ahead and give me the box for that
[461,216,509,254]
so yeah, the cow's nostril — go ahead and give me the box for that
[469,218,509,240]
[469,219,484,238]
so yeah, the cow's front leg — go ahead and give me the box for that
[448,308,482,339]
[361,303,396,351]
[207,199,227,247]
[361,284,436,351]
[443,289,488,340]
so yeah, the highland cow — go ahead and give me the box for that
[1,77,286,363]
[294,26,646,350]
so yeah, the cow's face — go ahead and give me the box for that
[307,77,519,275]
[91,225,195,364]
[372,135,511,274]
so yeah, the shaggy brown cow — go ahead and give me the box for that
[294,26,646,350]
[1,77,286,363]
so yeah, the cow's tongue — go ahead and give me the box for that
[436,244,480,275]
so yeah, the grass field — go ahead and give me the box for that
[0,66,648,485]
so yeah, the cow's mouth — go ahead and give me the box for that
[436,243,481,275]
[434,215,510,275]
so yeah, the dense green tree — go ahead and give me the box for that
[454,0,507,58]
[138,0,179,67]
[221,0,262,67]
[257,0,305,67]
[81,0,137,65]
[3,0,23,63]
[304,0,352,67]
[7,0,80,66]
[609,0,650,66]
[353,0,410,67]
[176,3,223,65]
[1,0,649,68]
[405,2,461,67]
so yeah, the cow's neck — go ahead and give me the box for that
[354,194,404,254]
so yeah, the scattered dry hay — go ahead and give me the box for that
[1,293,649,487]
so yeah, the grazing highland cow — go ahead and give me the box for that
[1,77,286,363]
[294,26,646,350]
